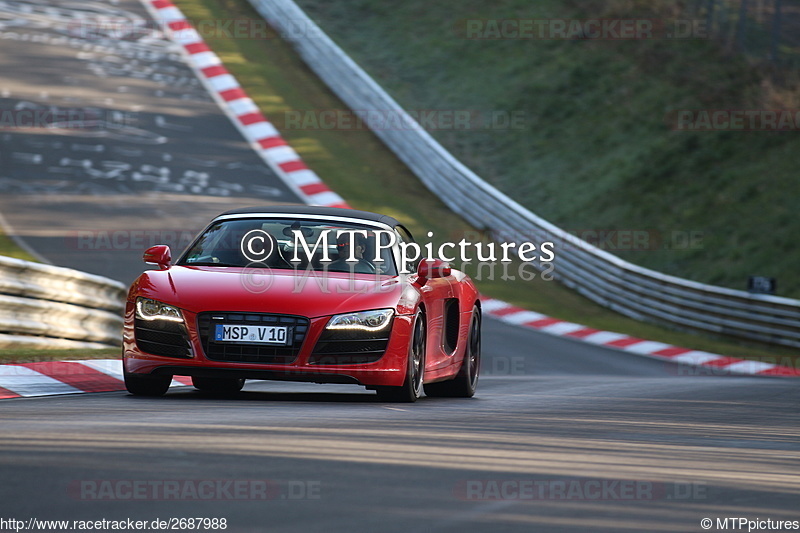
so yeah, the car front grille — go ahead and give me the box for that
[309,326,391,365]
[196,312,308,364]
[134,318,192,358]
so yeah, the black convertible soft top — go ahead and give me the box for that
[218,204,401,228]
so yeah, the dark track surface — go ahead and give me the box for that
[1,326,799,532]
[0,0,299,284]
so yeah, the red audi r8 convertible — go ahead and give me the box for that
[123,205,481,402]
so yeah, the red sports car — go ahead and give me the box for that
[123,205,481,402]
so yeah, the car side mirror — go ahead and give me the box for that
[417,258,451,280]
[143,245,172,270]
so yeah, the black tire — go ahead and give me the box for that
[424,305,481,398]
[376,309,425,403]
[124,372,171,397]
[192,376,245,395]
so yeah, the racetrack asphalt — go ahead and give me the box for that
[0,0,298,284]
[1,326,799,532]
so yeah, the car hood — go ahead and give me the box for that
[131,266,413,317]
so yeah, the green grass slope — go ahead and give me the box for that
[294,0,800,298]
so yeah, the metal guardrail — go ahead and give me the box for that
[0,256,125,349]
[248,0,800,348]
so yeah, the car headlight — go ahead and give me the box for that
[135,297,184,323]
[326,309,394,331]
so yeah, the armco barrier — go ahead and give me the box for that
[0,256,125,349]
[247,0,800,349]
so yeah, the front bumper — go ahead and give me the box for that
[122,302,413,388]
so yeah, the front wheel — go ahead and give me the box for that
[124,372,171,397]
[424,305,481,398]
[376,309,425,403]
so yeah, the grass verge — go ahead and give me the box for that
[0,229,38,262]
[292,0,800,299]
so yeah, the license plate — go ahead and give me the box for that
[214,324,290,345]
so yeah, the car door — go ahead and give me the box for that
[394,225,457,374]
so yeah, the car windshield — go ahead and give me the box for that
[179,218,398,275]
